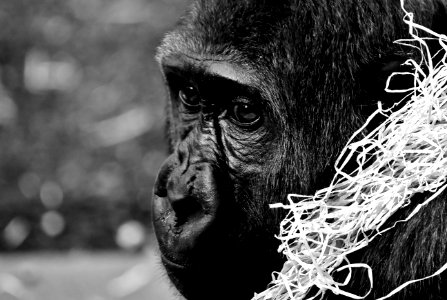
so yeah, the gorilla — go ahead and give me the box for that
[152,1,447,299]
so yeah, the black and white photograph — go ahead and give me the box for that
[1,1,447,300]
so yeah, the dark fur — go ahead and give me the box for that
[155,1,447,299]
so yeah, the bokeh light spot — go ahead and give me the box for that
[3,217,30,249]
[115,220,145,250]
[40,211,65,237]
[40,181,64,209]
[24,49,82,93]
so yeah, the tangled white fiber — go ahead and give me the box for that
[253,2,447,300]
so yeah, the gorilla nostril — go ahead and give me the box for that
[154,179,168,197]
[171,196,203,226]
[154,158,178,198]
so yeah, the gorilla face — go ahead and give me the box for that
[152,52,284,300]
[152,1,447,299]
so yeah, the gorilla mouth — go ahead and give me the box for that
[159,250,188,270]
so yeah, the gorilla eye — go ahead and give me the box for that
[232,102,261,126]
[178,85,200,108]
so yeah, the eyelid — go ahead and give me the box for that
[230,96,255,105]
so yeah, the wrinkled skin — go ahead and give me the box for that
[152,1,447,299]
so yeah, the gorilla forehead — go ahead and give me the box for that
[159,0,436,67]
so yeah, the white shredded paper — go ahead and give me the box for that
[254,2,447,300]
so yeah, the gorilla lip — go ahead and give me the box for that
[159,250,188,270]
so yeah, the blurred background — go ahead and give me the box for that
[0,0,189,299]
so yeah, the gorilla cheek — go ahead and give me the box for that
[152,155,222,268]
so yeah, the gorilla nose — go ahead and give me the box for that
[166,175,204,226]
[152,161,221,262]
[154,163,213,225]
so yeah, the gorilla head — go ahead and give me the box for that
[152,1,447,299]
